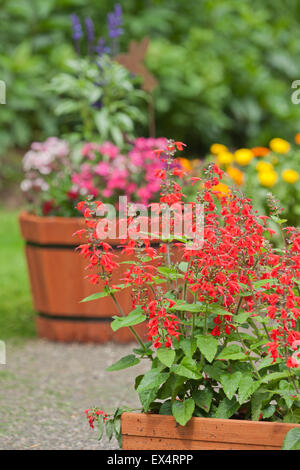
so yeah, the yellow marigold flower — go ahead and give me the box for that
[256,161,273,172]
[269,138,290,154]
[210,143,228,155]
[282,169,299,184]
[217,151,234,166]
[178,157,192,172]
[295,133,300,145]
[234,148,254,166]
[258,171,278,188]
[212,182,231,197]
[226,166,244,186]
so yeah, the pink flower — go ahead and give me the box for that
[99,142,120,159]
[94,162,111,177]
[102,188,113,198]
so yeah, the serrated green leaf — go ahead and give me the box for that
[174,357,202,380]
[220,372,242,400]
[238,374,260,404]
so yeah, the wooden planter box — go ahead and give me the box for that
[121,412,300,450]
[19,211,147,343]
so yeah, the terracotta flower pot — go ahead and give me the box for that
[121,412,300,450]
[19,211,147,343]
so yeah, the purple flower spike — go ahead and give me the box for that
[70,13,83,41]
[107,3,123,39]
[70,13,83,54]
[85,17,95,56]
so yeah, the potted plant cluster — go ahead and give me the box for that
[81,140,300,450]
[19,136,174,343]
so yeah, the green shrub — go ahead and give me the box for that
[1,0,300,157]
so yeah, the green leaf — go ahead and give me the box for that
[179,338,197,357]
[220,372,242,400]
[260,371,290,384]
[157,348,176,368]
[217,344,246,361]
[192,389,213,413]
[257,356,274,370]
[114,416,121,435]
[215,397,240,419]
[279,380,295,408]
[238,375,260,404]
[262,405,276,419]
[170,302,202,313]
[157,374,186,400]
[98,415,104,440]
[251,391,269,421]
[178,262,188,273]
[94,109,109,137]
[172,398,195,426]
[80,285,125,302]
[282,428,300,450]
[139,387,158,412]
[106,420,114,441]
[106,354,140,372]
[196,335,218,363]
[159,400,172,415]
[234,312,252,324]
[111,307,146,332]
[174,357,202,380]
[203,363,227,381]
[136,369,170,393]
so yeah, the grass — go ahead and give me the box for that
[0,209,35,340]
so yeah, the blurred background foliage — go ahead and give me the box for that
[1,0,300,183]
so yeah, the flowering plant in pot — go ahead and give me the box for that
[20,136,170,216]
[81,140,300,449]
[19,136,182,343]
[49,4,147,146]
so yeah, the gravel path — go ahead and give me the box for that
[0,339,148,450]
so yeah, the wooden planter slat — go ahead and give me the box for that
[121,412,300,450]
[122,435,279,450]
